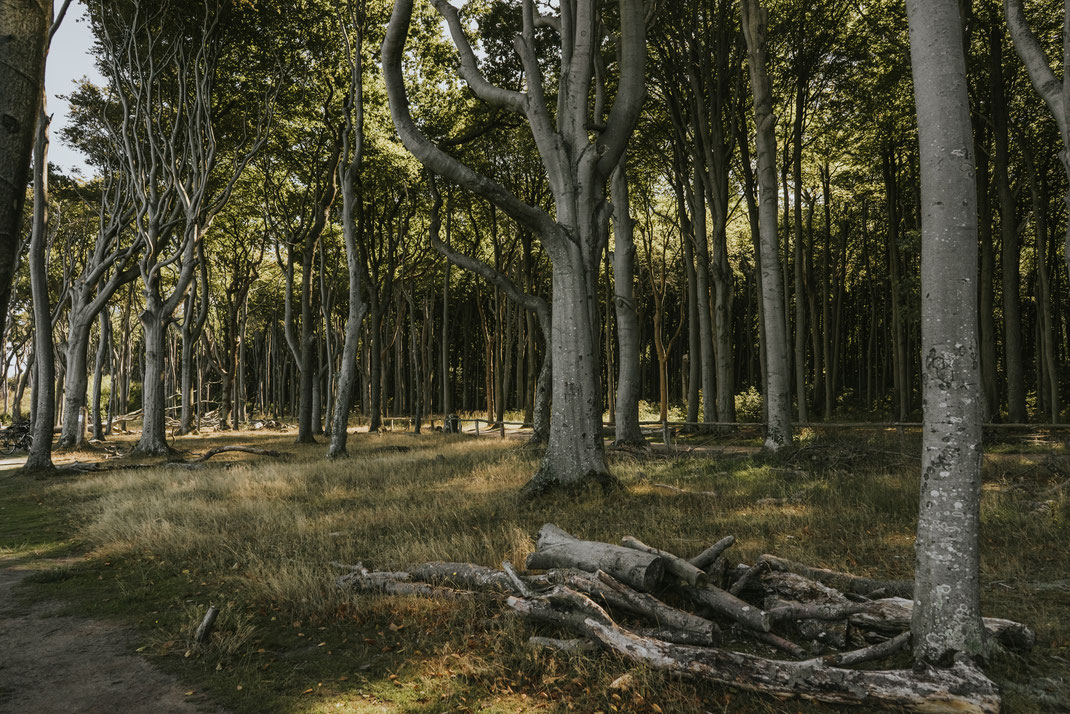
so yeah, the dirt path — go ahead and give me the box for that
[0,562,222,714]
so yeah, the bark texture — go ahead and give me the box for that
[0,0,49,344]
[741,0,791,451]
[906,0,988,663]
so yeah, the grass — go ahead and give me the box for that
[0,427,1068,712]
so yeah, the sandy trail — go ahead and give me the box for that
[0,561,221,714]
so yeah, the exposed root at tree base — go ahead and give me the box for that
[519,467,622,501]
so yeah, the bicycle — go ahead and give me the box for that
[0,421,33,455]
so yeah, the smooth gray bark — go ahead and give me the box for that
[383,0,645,492]
[90,309,109,440]
[25,108,54,472]
[328,3,369,458]
[610,161,644,446]
[742,0,791,451]
[906,0,988,663]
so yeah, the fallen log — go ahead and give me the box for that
[683,584,771,632]
[689,536,735,570]
[337,563,489,601]
[758,554,913,599]
[849,597,1036,652]
[621,536,707,586]
[507,593,1000,713]
[741,629,808,659]
[407,562,516,592]
[189,445,289,463]
[812,632,911,668]
[525,524,664,592]
[541,569,719,644]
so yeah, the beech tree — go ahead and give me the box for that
[383,0,646,494]
[906,0,988,662]
[0,0,53,344]
[741,0,791,451]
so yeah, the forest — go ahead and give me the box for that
[0,0,1068,712]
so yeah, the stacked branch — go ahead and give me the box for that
[336,524,1029,712]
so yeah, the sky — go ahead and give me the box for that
[46,0,104,176]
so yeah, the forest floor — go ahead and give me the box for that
[0,424,1068,713]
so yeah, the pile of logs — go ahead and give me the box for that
[336,524,1032,713]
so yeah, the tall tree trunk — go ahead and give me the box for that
[25,108,54,471]
[0,0,49,345]
[91,309,109,441]
[137,302,170,454]
[742,0,791,451]
[329,8,369,456]
[990,28,1027,423]
[690,167,717,425]
[791,96,808,423]
[975,125,1000,418]
[906,0,988,662]
[611,162,644,445]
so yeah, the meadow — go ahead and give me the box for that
[1,427,1067,713]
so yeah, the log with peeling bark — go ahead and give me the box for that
[507,591,1000,713]
[525,524,665,591]
[407,562,516,592]
[337,563,492,601]
[758,554,913,598]
[621,536,707,586]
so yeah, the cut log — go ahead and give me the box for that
[689,536,735,570]
[507,594,1000,713]
[849,597,1036,652]
[758,554,913,598]
[683,585,771,632]
[525,524,664,592]
[621,536,707,586]
[541,569,720,643]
